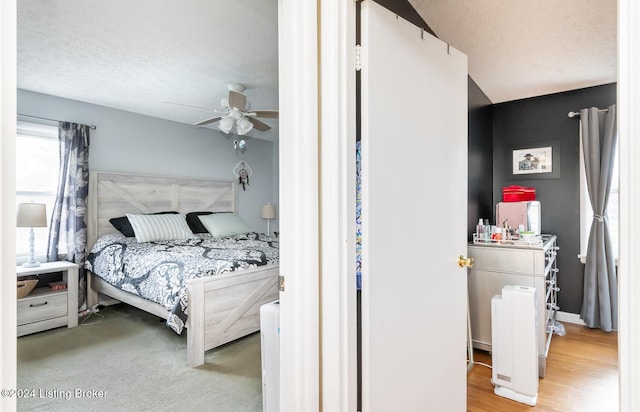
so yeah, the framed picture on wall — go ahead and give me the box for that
[512,146,553,175]
[509,141,561,180]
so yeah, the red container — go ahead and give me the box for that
[502,185,536,202]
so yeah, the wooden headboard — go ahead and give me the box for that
[88,171,238,248]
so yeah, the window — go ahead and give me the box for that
[579,137,619,262]
[15,121,59,264]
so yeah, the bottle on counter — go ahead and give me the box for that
[502,219,510,240]
[491,226,502,241]
[483,219,491,241]
[476,218,485,242]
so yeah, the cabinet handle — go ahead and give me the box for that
[554,287,560,292]
[551,268,560,273]
[29,302,48,308]
[553,246,560,251]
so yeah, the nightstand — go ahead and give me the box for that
[16,261,79,337]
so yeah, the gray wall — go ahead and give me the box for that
[17,89,279,233]
[492,83,617,314]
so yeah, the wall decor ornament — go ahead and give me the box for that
[233,160,252,190]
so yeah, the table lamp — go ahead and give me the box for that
[17,203,47,268]
[261,202,276,236]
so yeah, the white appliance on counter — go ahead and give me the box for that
[496,201,541,234]
[260,301,280,412]
[491,285,539,406]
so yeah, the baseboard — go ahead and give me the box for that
[556,311,586,326]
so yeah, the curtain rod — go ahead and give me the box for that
[17,113,97,130]
[567,108,609,118]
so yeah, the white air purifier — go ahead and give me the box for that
[260,301,280,412]
[491,285,539,406]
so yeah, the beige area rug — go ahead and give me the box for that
[17,304,262,412]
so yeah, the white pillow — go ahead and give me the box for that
[198,213,251,237]
[126,213,194,242]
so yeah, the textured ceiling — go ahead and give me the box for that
[409,0,618,103]
[18,0,279,140]
[18,0,618,131]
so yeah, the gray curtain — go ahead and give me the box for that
[579,105,617,331]
[47,122,90,308]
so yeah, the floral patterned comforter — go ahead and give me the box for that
[85,232,279,334]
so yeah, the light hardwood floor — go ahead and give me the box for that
[467,323,618,411]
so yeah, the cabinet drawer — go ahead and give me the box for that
[17,291,67,325]
[468,247,535,274]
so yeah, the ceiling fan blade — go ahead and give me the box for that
[252,110,279,118]
[228,90,247,110]
[194,116,222,126]
[247,117,271,132]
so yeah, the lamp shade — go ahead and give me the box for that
[236,117,254,135]
[261,203,276,219]
[17,203,47,227]
[219,116,234,134]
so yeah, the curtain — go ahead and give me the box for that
[579,105,617,331]
[47,122,90,308]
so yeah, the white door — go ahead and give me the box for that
[360,2,469,411]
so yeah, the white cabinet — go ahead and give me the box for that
[468,235,559,377]
[16,261,79,336]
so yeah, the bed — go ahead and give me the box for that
[85,171,279,367]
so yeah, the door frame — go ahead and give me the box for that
[617,0,640,409]
[318,0,358,410]
[1,0,17,410]
[277,0,357,410]
[277,0,321,410]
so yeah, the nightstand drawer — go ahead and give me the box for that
[17,291,67,325]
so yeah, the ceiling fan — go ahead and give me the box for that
[168,83,278,135]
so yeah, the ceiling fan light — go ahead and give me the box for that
[236,117,254,135]
[219,117,234,134]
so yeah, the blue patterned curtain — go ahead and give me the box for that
[47,122,90,307]
[356,140,362,290]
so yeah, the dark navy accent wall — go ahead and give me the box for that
[468,78,494,241]
[492,83,617,314]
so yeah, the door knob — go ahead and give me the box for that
[458,255,474,268]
